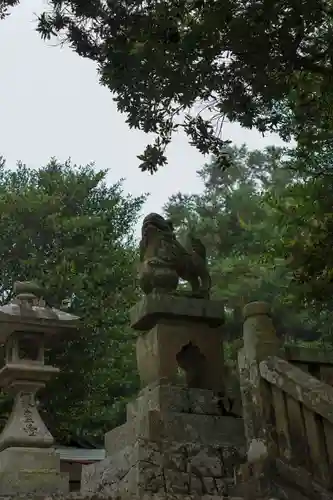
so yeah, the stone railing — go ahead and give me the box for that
[238,302,333,500]
[285,345,333,385]
[260,356,333,496]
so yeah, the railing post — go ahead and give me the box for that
[238,301,282,495]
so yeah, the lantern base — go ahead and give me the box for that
[0,447,69,494]
[0,380,54,452]
[0,470,69,495]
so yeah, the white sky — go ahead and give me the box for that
[0,0,286,227]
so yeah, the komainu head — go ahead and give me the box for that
[141,212,174,235]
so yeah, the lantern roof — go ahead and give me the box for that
[0,281,80,344]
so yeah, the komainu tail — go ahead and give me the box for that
[188,235,207,261]
[183,232,211,297]
[182,232,207,261]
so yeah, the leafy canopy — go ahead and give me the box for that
[165,145,333,346]
[0,0,19,20]
[0,157,145,444]
[25,0,333,173]
[266,159,333,313]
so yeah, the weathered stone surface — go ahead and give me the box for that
[130,294,224,331]
[82,437,245,495]
[154,412,244,447]
[135,322,224,391]
[117,462,163,495]
[273,482,312,500]
[0,446,67,495]
[238,347,279,467]
[232,456,278,500]
[274,458,333,500]
[104,420,138,456]
[116,463,232,496]
[0,385,55,451]
[243,302,282,362]
[126,384,229,421]
[0,470,69,495]
[239,302,282,464]
[105,410,245,455]
[162,469,230,495]
[0,493,237,500]
[0,447,60,472]
[259,356,333,425]
[82,440,161,494]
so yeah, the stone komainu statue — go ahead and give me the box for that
[138,213,211,298]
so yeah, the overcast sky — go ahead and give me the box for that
[0,0,286,225]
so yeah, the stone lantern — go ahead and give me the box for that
[0,281,79,494]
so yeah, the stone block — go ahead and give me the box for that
[136,322,224,390]
[126,384,225,421]
[81,439,162,494]
[105,410,245,455]
[119,462,164,494]
[0,446,67,495]
[163,469,230,495]
[104,420,139,455]
[130,294,225,331]
[81,457,116,495]
[0,446,61,472]
[161,440,245,477]
[156,412,241,447]
[139,495,226,500]
[156,412,245,447]
[0,470,69,495]
[162,469,190,494]
[188,448,228,477]
[117,463,232,496]
[141,495,229,500]
[126,495,228,500]
[82,437,245,495]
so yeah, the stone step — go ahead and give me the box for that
[105,410,245,455]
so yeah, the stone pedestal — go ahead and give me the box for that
[0,281,79,495]
[0,447,69,495]
[132,294,226,391]
[82,294,246,498]
[82,383,246,497]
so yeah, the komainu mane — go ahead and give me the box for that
[138,212,211,298]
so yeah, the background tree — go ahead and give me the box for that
[165,145,329,351]
[0,157,145,445]
[0,0,18,19]
[21,0,333,173]
[264,148,333,327]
